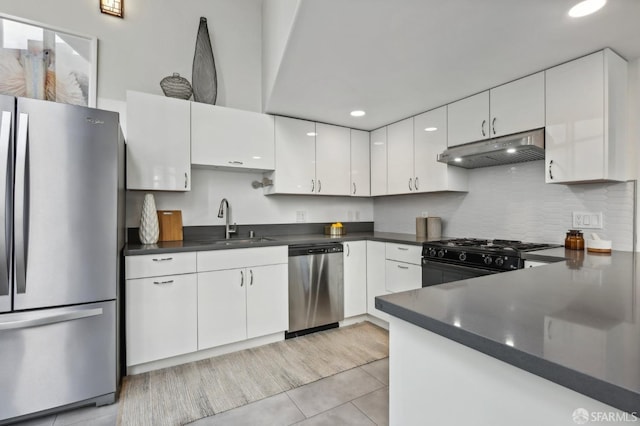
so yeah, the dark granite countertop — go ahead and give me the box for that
[376,249,640,413]
[124,231,431,255]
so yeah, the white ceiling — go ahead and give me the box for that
[264,0,640,130]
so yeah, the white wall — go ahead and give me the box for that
[126,169,374,227]
[0,0,263,112]
[374,161,635,251]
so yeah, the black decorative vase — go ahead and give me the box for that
[192,17,217,105]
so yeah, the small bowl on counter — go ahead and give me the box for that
[586,238,612,254]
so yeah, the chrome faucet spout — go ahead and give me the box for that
[217,198,236,239]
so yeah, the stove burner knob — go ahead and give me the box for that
[429,248,437,257]
[459,252,467,261]
[437,250,445,258]
[495,257,504,267]
[484,256,492,265]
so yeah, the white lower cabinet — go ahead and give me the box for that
[366,241,391,321]
[126,273,198,366]
[385,261,421,293]
[344,241,367,317]
[246,264,289,339]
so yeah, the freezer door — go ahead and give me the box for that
[14,99,119,310]
[0,96,14,314]
[0,301,116,421]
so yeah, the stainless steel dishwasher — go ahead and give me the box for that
[287,243,344,337]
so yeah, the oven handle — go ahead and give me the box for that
[422,259,501,275]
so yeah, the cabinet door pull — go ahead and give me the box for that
[184,172,188,189]
[346,244,350,257]
[152,257,173,262]
[397,265,409,270]
[153,280,174,285]
[548,160,554,180]
[414,177,419,191]
[240,270,244,287]
[228,160,244,165]
[408,178,413,191]
[397,247,409,251]
[311,180,315,192]
[249,269,254,286]
[481,120,486,137]
[353,182,356,195]
[318,180,322,193]
[492,117,497,135]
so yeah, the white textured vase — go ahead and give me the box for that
[139,194,159,244]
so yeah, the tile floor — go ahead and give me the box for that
[10,358,389,426]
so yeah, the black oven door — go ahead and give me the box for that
[422,259,499,287]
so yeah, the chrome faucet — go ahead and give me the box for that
[217,198,237,239]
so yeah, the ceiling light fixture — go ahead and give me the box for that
[350,110,366,117]
[424,127,438,132]
[568,0,606,17]
[306,132,317,137]
[100,0,124,18]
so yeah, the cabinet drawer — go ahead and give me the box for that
[385,243,421,265]
[125,274,197,366]
[385,260,422,293]
[125,252,196,279]
[197,246,287,272]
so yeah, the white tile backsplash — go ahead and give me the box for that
[126,169,374,227]
[374,161,636,251]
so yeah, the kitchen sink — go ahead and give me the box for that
[190,237,275,246]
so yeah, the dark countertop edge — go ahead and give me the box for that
[123,232,427,255]
[375,297,639,414]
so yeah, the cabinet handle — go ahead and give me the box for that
[492,117,497,135]
[153,280,174,285]
[249,269,254,286]
[481,120,486,137]
[414,177,419,191]
[228,160,244,165]
[408,178,413,191]
[346,244,350,257]
[184,172,188,189]
[152,257,173,262]
[397,265,409,270]
[548,160,554,180]
[547,319,553,340]
[397,247,409,251]
[353,182,356,195]
[318,180,322,193]
[311,180,315,192]
[240,270,244,287]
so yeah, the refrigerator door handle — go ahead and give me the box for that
[15,112,28,294]
[0,110,11,297]
[0,307,103,331]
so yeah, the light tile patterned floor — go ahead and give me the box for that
[10,359,389,426]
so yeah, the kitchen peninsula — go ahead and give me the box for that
[376,249,639,425]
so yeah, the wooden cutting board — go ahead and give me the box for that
[157,210,183,241]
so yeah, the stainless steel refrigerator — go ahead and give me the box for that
[0,95,124,423]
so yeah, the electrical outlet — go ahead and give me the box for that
[421,211,429,217]
[572,211,603,229]
[296,211,306,223]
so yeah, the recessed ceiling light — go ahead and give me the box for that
[306,132,317,137]
[373,142,384,146]
[568,0,606,17]
[252,156,262,159]
[424,127,438,132]
[350,110,366,117]
[506,148,517,154]
[454,157,462,163]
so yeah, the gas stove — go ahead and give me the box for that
[423,238,559,272]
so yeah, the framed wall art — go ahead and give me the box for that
[0,13,97,107]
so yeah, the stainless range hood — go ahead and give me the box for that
[437,128,545,169]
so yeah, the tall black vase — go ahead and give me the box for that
[192,17,217,105]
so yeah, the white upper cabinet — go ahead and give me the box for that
[350,129,370,196]
[489,72,545,138]
[545,49,629,184]
[447,73,545,147]
[414,107,468,192]
[126,91,191,191]
[265,116,316,194]
[191,103,275,171]
[315,123,351,195]
[370,127,388,196]
[447,91,490,147]
[387,118,415,194]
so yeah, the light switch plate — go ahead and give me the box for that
[296,210,306,223]
[572,211,603,229]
